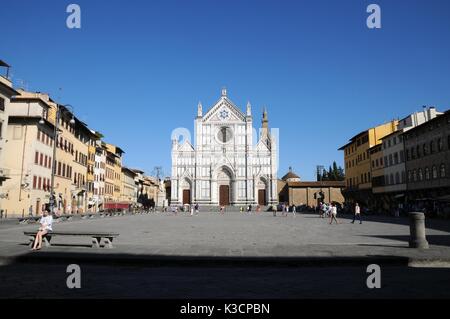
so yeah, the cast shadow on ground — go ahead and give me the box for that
[359,234,450,247]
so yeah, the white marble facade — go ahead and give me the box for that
[171,89,277,206]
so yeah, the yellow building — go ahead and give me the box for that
[87,131,102,212]
[121,167,137,205]
[339,120,398,205]
[104,143,124,208]
[1,90,54,217]
[47,102,97,214]
[0,60,19,188]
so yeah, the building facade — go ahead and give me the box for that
[277,168,345,207]
[1,90,54,217]
[339,120,398,206]
[404,110,450,201]
[0,60,19,188]
[374,107,442,210]
[121,167,137,205]
[171,89,278,207]
[93,140,106,211]
[104,143,124,207]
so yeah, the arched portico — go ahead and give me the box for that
[179,177,193,205]
[256,176,269,206]
[211,165,236,206]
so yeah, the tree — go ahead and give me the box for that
[319,162,345,181]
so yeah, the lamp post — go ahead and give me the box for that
[46,104,75,216]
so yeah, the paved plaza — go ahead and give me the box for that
[1,210,450,298]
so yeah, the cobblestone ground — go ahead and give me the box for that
[0,211,449,298]
[1,211,450,257]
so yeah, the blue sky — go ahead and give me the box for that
[1,0,450,180]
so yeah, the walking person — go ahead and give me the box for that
[195,203,199,216]
[329,203,340,224]
[282,204,289,217]
[351,202,362,224]
[320,202,327,218]
[292,205,296,218]
[190,205,194,216]
[31,209,53,251]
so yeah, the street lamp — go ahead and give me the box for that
[46,103,75,216]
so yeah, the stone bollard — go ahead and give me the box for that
[409,212,429,249]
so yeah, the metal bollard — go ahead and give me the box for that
[409,212,429,249]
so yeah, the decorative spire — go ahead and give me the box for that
[221,87,227,97]
[197,101,202,117]
[262,107,268,129]
[246,101,251,116]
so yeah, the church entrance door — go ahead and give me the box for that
[258,189,267,206]
[183,189,191,205]
[219,185,230,206]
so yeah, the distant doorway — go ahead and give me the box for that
[258,189,267,206]
[219,185,230,206]
[183,189,191,205]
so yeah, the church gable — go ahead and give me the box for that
[177,140,195,152]
[256,135,271,151]
[203,93,246,123]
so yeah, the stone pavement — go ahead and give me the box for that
[0,210,450,265]
[1,211,450,298]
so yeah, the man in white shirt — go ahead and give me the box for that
[32,209,53,250]
[351,202,362,224]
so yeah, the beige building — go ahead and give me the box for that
[277,168,345,207]
[1,90,55,217]
[0,60,19,189]
[121,167,137,204]
[104,143,124,208]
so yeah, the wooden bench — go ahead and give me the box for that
[24,231,119,248]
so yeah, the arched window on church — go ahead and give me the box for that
[432,165,438,179]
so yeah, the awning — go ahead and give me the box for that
[104,202,130,209]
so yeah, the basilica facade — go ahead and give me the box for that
[170,89,278,207]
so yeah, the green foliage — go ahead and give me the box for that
[318,161,345,181]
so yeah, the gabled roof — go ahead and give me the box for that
[177,140,195,152]
[202,93,246,123]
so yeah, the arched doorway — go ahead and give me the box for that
[181,178,192,205]
[217,167,232,206]
[257,178,267,206]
